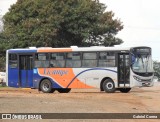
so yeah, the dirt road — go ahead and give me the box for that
[0,82,160,121]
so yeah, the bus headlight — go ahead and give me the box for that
[133,76,142,82]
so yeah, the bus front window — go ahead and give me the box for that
[132,54,153,73]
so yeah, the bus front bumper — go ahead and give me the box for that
[141,82,154,87]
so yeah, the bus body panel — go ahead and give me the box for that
[8,68,19,87]
[130,70,154,87]
[7,49,36,88]
[20,69,33,87]
[6,50,9,86]
[28,70,33,87]
[72,68,118,88]
[33,68,63,89]
[34,67,117,89]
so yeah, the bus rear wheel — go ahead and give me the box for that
[57,88,71,93]
[119,88,131,93]
[40,79,54,93]
[103,79,116,93]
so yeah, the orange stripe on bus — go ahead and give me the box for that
[37,48,72,53]
[38,68,94,88]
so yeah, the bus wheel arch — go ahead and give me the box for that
[100,77,116,93]
[39,78,55,93]
[57,88,71,93]
[119,88,131,93]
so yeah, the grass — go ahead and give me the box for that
[0,84,7,88]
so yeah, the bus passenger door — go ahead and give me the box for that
[118,53,130,87]
[19,55,33,87]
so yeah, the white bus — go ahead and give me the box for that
[6,46,154,93]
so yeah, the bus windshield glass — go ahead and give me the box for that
[131,48,153,73]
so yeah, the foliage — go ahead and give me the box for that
[0,0,123,69]
[0,16,3,32]
[0,16,6,71]
[0,54,5,71]
[1,0,123,49]
[153,61,160,80]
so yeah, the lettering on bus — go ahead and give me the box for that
[43,68,68,76]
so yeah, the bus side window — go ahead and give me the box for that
[82,52,97,67]
[35,53,49,68]
[66,52,81,68]
[98,52,115,67]
[9,54,18,68]
[50,53,65,68]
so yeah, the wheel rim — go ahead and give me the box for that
[43,83,50,91]
[106,82,113,90]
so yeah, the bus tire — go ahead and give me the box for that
[57,88,71,93]
[40,79,53,93]
[119,88,131,93]
[103,79,116,93]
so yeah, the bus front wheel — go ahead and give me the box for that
[103,79,116,93]
[40,79,54,93]
[119,88,131,93]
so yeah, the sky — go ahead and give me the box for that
[0,0,160,61]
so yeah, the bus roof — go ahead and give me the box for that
[7,46,150,53]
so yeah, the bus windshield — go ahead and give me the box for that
[132,54,153,73]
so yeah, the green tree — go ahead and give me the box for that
[1,0,123,49]
[0,13,6,71]
[153,61,160,80]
